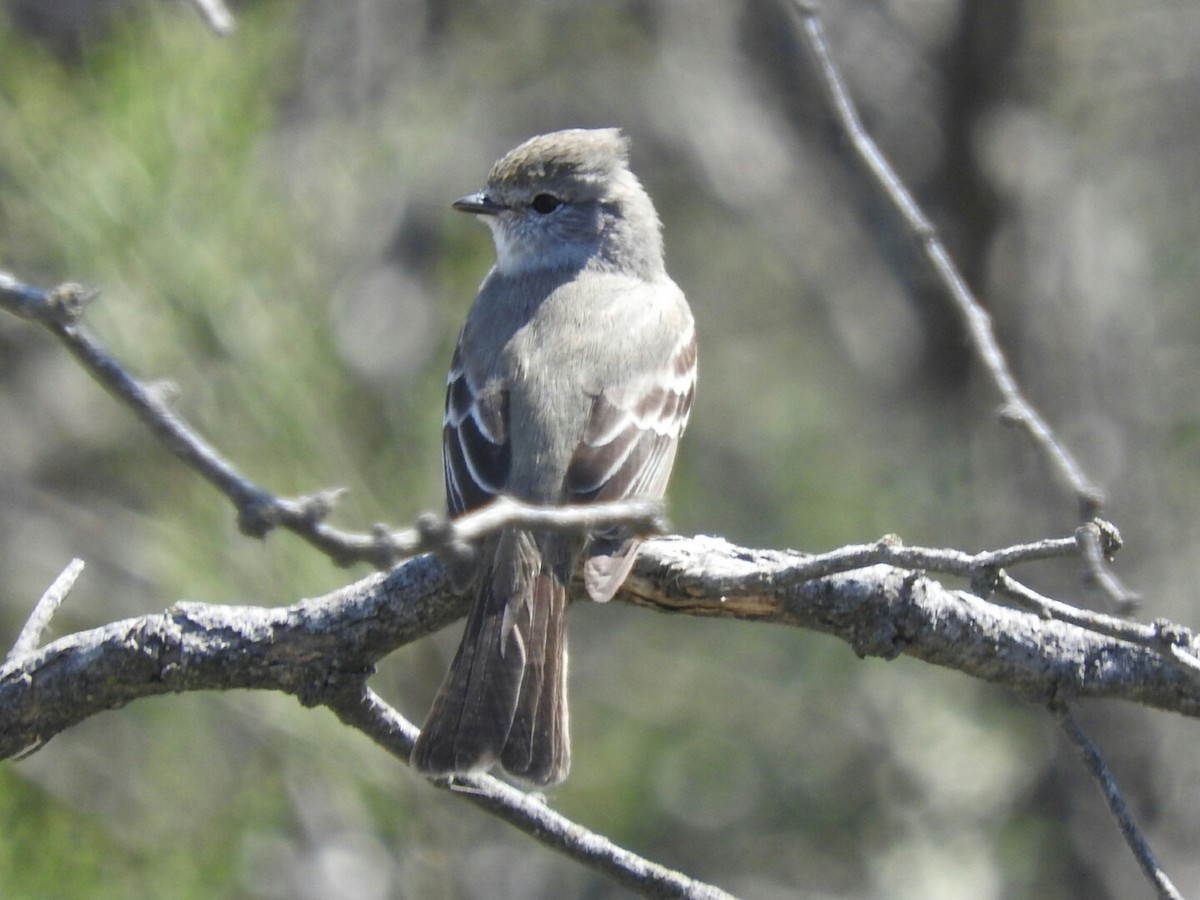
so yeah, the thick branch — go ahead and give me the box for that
[626,537,1198,713]
[2,534,1197,761]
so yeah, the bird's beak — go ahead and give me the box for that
[452,192,506,216]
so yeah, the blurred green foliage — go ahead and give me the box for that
[0,6,440,896]
[0,2,449,603]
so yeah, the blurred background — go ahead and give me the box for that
[1,0,1199,897]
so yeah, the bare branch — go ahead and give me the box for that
[2,533,1198,764]
[0,273,665,571]
[776,13,1173,891]
[625,537,1199,712]
[1165,645,1200,683]
[651,525,1149,648]
[1052,705,1185,900]
[996,573,1144,642]
[786,3,1134,608]
[325,687,735,900]
[3,531,1194,895]
[1077,520,1139,612]
[384,495,666,571]
[751,531,1080,587]
[786,3,1100,511]
[2,273,396,563]
[0,272,95,324]
[6,559,85,663]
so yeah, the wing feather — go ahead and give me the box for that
[444,344,510,517]
[567,320,696,601]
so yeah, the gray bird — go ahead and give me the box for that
[411,128,696,786]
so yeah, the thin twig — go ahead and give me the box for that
[404,494,665,549]
[50,316,362,545]
[993,573,1200,684]
[1077,521,1138,611]
[0,273,95,323]
[1052,705,1185,900]
[0,273,665,570]
[787,2,1100,513]
[787,3,1134,608]
[995,573,1151,645]
[5,274,389,564]
[6,559,85,662]
[759,527,1174,657]
[1167,643,1200,681]
[325,687,737,900]
[766,532,1080,587]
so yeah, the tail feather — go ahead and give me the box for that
[409,573,523,776]
[500,569,570,783]
[411,531,571,787]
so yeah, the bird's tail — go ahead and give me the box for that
[411,530,571,787]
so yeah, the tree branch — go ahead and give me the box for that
[0,272,664,571]
[784,7,1169,890]
[1052,705,1185,900]
[787,2,1133,607]
[3,528,1197,896]
[6,559,84,663]
[3,532,1198,765]
[325,686,735,900]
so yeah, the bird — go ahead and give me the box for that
[410,128,696,786]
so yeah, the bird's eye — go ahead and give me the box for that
[531,194,562,215]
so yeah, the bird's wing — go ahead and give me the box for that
[443,341,510,518]
[566,316,696,601]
